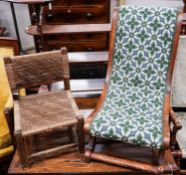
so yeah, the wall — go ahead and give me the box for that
[0,1,34,50]
[0,0,184,51]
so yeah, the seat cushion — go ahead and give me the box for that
[18,90,78,136]
[90,6,178,149]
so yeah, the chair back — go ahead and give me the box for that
[4,48,70,90]
[106,6,181,101]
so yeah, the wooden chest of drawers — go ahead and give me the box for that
[29,0,110,52]
[29,0,110,78]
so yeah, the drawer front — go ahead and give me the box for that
[46,33,107,42]
[45,40,108,52]
[70,63,107,79]
[43,5,108,24]
[52,0,107,6]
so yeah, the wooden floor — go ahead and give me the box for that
[6,79,186,175]
[9,152,173,175]
[8,129,178,175]
[9,145,176,175]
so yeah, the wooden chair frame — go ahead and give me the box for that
[0,37,19,55]
[84,8,183,174]
[0,37,19,143]
[0,37,19,168]
[4,48,84,167]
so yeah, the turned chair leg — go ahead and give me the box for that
[77,117,85,153]
[172,150,182,175]
[85,137,96,163]
[158,149,165,165]
[68,126,74,143]
[15,131,28,167]
[152,149,159,164]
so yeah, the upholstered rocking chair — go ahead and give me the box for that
[84,6,182,174]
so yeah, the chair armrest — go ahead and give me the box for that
[0,37,19,55]
[170,107,182,131]
[84,83,108,133]
[84,110,99,133]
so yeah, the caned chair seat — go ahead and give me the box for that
[17,90,77,137]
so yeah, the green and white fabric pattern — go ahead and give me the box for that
[90,6,178,149]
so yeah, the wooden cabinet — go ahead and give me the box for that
[29,0,110,52]
[45,33,107,51]
[42,5,108,24]
[28,0,110,79]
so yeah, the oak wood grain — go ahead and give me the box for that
[26,24,111,35]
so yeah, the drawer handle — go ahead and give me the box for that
[67,9,71,13]
[87,48,93,51]
[86,13,92,17]
[47,14,53,18]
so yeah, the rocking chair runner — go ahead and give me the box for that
[84,6,182,174]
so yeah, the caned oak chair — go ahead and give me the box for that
[84,6,182,174]
[4,48,84,167]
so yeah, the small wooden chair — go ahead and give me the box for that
[4,48,84,167]
[84,6,182,174]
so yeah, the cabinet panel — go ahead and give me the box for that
[70,63,107,79]
[46,33,107,42]
[43,5,108,24]
[45,40,107,52]
[28,0,110,78]
[52,0,106,6]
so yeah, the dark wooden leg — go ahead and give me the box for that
[158,150,164,175]
[77,117,85,153]
[47,84,52,91]
[184,0,186,13]
[4,108,14,144]
[152,149,159,165]
[157,150,168,175]
[158,149,165,165]
[85,136,96,163]
[15,132,28,167]
[172,150,182,175]
[170,127,178,151]
[68,126,74,143]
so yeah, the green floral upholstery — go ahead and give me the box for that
[90,6,178,149]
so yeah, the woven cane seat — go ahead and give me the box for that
[18,90,77,136]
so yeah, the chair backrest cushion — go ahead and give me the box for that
[110,6,178,90]
[90,6,179,149]
[4,49,69,89]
